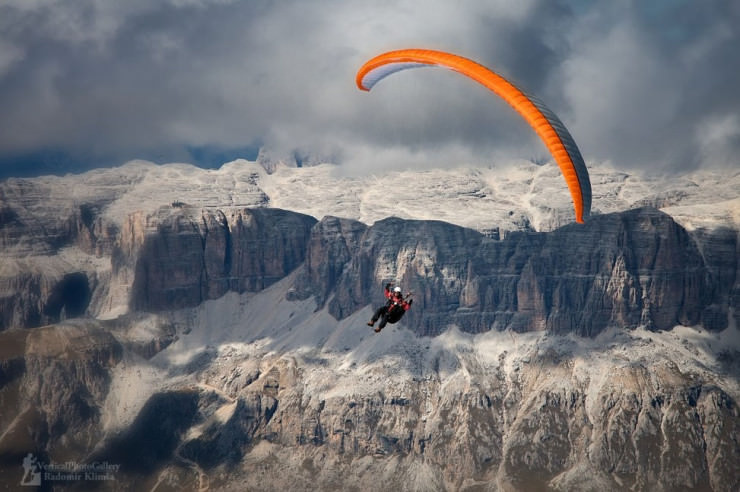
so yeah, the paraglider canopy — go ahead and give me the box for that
[356,48,591,224]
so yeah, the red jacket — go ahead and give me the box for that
[384,284,412,312]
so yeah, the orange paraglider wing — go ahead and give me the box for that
[356,49,591,223]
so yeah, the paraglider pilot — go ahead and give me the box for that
[367,283,413,333]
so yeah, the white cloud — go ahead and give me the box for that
[0,41,24,77]
[0,0,738,175]
[696,113,740,168]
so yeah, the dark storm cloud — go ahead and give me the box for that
[0,0,738,177]
[559,1,740,171]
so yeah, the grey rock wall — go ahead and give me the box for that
[303,207,724,337]
[118,207,317,311]
[3,205,737,338]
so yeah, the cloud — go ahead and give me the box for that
[696,113,740,168]
[560,2,740,171]
[0,0,738,177]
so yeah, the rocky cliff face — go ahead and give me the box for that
[2,161,737,336]
[112,206,316,312]
[2,202,736,339]
[0,179,120,330]
[1,162,739,490]
[0,203,314,329]
[0,178,120,258]
[0,162,271,330]
[212,347,739,492]
[1,312,737,491]
[300,207,727,337]
[0,322,122,470]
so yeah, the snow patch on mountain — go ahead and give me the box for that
[98,263,740,432]
[255,160,739,233]
[12,158,734,236]
[3,159,734,267]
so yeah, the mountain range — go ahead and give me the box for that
[0,159,738,490]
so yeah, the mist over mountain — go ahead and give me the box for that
[0,159,738,490]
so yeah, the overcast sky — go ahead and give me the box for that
[1,0,739,177]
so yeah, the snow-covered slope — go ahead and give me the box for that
[5,158,736,237]
[227,159,740,233]
[141,268,740,409]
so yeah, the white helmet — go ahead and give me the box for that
[393,286,402,293]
